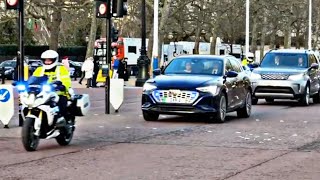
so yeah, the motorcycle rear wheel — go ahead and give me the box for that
[56,126,74,146]
[22,117,40,151]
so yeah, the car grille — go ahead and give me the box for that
[152,90,199,104]
[261,73,289,80]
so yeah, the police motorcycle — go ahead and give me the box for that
[14,75,90,151]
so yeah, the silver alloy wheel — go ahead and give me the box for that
[246,93,252,116]
[306,86,310,105]
[220,96,226,121]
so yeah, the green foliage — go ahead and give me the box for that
[0,19,36,45]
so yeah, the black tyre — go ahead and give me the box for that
[313,90,320,103]
[265,98,274,103]
[56,130,74,146]
[143,111,159,121]
[56,118,75,146]
[237,91,252,118]
[215,93,227,123]
[252,97,258,105]
[299,85,310,106]
[22,117,40,151]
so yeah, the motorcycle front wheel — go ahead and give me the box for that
[22,117,40,151]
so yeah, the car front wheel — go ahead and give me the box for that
[143,111,159,121]
[215,93,227,123]
[299,85,310,106]
[237,91,252,118]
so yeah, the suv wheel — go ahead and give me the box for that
[215,94,227,123]
[299,86,310,106]
[237,91,252,118]
[313,89,320,103]
[143,111,159,121]
[252,97,258,105]
[265,98,274,103]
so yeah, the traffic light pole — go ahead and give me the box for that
[18,0,24,127]
[105,6,112,114]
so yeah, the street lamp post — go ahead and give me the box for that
[168,31,177,55]
[245,0,250,58]
[308,0,312,50]
[135,0,150,87]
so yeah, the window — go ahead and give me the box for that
[309,54,317,66]
[164,58,224,76]
[128,46,136,54]
[229,59,242,72]
[260,53,308,68]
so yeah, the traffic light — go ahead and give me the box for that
[112,0,128,17]
[96,0,110,18]
[5,0,19,10]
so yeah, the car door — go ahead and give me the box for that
[229,58,246,106]
[224,59,238,109]
[308,54,319,94]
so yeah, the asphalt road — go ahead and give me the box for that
[1,87,320,180]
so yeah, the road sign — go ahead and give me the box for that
[110,79,124,111]
[99,3,107,14]
[0,85,14,126]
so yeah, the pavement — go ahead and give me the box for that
[1,84,320,179]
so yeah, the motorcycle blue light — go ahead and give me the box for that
[42,84,52,92]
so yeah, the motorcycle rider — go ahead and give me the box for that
[32,50,72,122]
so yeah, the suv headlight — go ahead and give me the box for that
[143,83,157,91]
[196,85,218,95]
[250,72,261,79]
[289,73,304,81]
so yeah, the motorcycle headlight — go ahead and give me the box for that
[143,83,157,91]
[42,84,52,92]
[196,85,218,95]
[16,84,26,92]
[289,73,304,81]
[250,72,261,80]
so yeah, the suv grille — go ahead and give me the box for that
[152,90,199,104]
[261,73,289,80]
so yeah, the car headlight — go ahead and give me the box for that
[250,72,261,79]
[143,83,157,91]
[196,85,218,95]
[289,73,304,81]
[4,70,11,75]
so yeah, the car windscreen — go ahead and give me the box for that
[164,58,224,76]
[260,53,308,68]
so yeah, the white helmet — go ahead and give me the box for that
[41,50,59,70]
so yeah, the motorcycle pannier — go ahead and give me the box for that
[71,94,90,116]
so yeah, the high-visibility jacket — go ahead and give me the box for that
[32,65,71,98]
[242,58,249,66]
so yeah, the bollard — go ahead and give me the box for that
[1,66,5,84]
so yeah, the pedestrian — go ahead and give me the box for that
[61,56,70,71]
[112,56,120,79]
[81,57,94,88]
[117,58,129,85]
[92,57,100,88]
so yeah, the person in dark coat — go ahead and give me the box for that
[117,58,128,82]
[92,57,100,87]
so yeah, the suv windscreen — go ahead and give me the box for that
[260,53,308,68]
[164,58,224,76]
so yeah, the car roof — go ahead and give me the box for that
[268,49,316,54]
[175,54,231,60]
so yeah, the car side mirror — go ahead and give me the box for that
[226,71,238,78]
[310,63,319,69]
[153,69,162,76]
